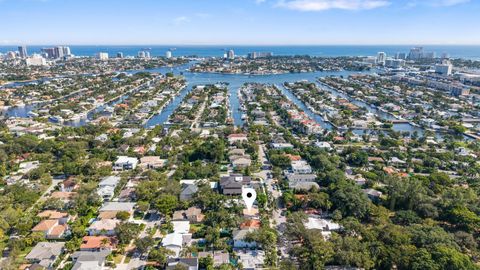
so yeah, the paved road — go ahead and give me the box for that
[254,144,289,259]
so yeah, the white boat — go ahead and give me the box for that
[27,111,39,118]
[49,116,64,123]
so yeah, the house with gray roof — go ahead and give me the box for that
[25,242,65,269]
[219,174,251,195]
[166,257,199,270]
[180,184,199,201]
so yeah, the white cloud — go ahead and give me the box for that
[407,0,470,7]
[173,16,190,25]
[276,0,390,11]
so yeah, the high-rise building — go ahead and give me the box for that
[441,52,450,59]
[54,46,64,59]
[97,52,109,60]
[18,46,28,58]
[385,59,406,68]
[166,50,172,59]
[408,47,424,60]
[138,51,146,58]
[26,54,47,66]
[117,52,124,58]
[144,51,151,58]
[6,51,16,59]
[395,52,407,60]
[377,52,386,65]
[435,61,453,76]
[62,46,71,56]
[42,48,56,59]
[228,49,235,60]
[248,52,273,59]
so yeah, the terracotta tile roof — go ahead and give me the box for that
[50,191,76,200]
[37,210,68,220]
[32,219,58,232]
[240,219,261,229]
[49,224,67,238]
[80,236,117,250]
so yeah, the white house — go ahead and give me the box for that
[113,156,138,171]
[97,176,121,201]
[291,160,313,174]
[162,233,183,257]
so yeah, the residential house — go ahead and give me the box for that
[227,133,248,145]
[25,242,65,269]
[198,251,230,267]
[166,258,199,270]
[140,156,167,169]
[98,202,135,220]
[113,156,138,171]
[172,207,205,223]
[180,184,198,201]
[232,156,252,169]
[291,160,313,174]
[33,210,71,240]
[50,191,76,202]
[80,236,117,252]
[236,249,265,270]
[88,219,120,236]
[97,176,121,201]
[286,174,317,186]
[61,177,79,192]
[233,229,257,248]
[71,250,110,270]
[219,174,251,195]
[162,233,183,257]
[304,215,341,239]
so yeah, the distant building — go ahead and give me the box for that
[408,47,424,60]
[42,47,56,58]
[228,49,235,60]
[26,54,47,66]
[377,52,386,66]
[54,46,64,59]
[248,52,273,59]
[18,45,27,58]
[145,51,151,58]
[6,51,16,59]
[435,61,453,76]
[166,50,172,58]
[62,46,71,56]
[97,52,109,60]
[116,52,124,58]
[385,58,405,68]
[395,52,407,60]
[138,51,146,58]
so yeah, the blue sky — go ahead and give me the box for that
[0,0,478,45]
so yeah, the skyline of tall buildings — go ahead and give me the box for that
[18,46,27,58]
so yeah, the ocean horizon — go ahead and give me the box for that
[1,45,480,60]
